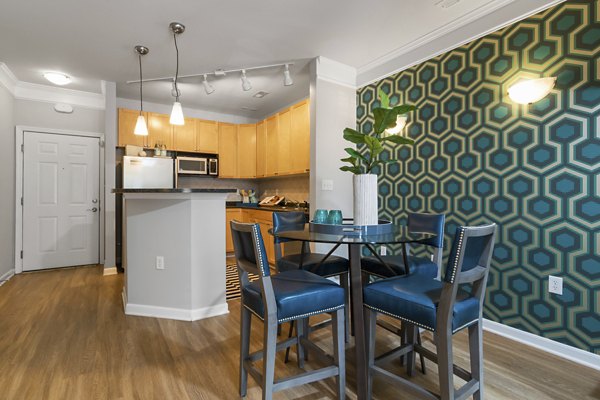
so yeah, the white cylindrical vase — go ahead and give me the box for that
[353,173,378,226]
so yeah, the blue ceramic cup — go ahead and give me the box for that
[328,210,343,225]
[313,209,328,224]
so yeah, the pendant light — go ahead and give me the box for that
[133,45,149,136]
[283,64,293,86]
[241,69,252,91]
[169,22,185,125]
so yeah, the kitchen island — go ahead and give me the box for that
[115,188,236,321]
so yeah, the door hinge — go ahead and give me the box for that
[21,144,24,152]
[20,250,23,259]
[21,197,23,206]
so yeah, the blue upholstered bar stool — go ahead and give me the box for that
[361,212,446,281]
[231,221,346,400]
[272,212,350,360]
[363,223,497,400]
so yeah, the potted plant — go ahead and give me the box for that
[340,89,416,225]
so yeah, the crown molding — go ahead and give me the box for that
[0,62,105,109]
[315,56,357,89]
[0,62,18,94]
[356,0,565,87]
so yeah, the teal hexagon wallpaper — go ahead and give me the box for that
[357,0,599,354]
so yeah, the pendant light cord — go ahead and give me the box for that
[138,54,143,114]
[173,33,180,101]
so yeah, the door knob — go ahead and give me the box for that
[92,199,98,203]
[87,207,98,212]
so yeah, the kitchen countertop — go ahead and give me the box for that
[113,188,237,194]
[226,202,309,213]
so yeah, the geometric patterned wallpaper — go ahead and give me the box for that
[356,0,599,354]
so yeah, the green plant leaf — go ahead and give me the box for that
[370,137,384,159]
[340,156,357,166]
[339,165,361,174]
[344,147,367,162]
[381,135,415,145]
[343,128,366,144]
[373,109,388,134]
[378,88,390,109]
[374,104,418,134]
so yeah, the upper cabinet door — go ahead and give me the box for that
[237,124,257,178]
[218,123,238,178]
[118,108,147,147]
[277,108,292,175]
[256,120,266,178]
[291,99,310,173]
[147,112,173,149]
[173,117,197,152]
[197,119,219,154]
[265,116,278,176]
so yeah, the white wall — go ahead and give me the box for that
[103,82,117,271]
[0,84,15,281]
[116,98,257,124]
[14,99,104,133]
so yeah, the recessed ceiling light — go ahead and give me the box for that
[43,72,71,85]
[253,91,269,98]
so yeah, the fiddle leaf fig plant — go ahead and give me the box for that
[340,89,416,174]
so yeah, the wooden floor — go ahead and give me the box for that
[0,266,598,400]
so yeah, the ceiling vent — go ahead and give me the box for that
[253,91,269,98]
[435,0,460,8]
[241,106,258,111]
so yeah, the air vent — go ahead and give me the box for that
[253,91,269,98]
[435,0,460,8]
[241,106,258,111]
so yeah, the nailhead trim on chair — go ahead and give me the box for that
[243,304,345,323]
[364,304,435,331]
[448,227,465,283]
[253,224,268,276]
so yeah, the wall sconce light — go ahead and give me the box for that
[507,77,557,104]
[385,115,408,135]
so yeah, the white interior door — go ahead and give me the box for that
[22,131,100,271]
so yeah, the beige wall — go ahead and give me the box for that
[15,99,104,133]
[0,85,15,280]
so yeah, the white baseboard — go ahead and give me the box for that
[102,266,118,276]
[0,269,15,286]
[124,300,229,322]
[483,319,600,371]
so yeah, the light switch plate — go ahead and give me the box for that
[156,256,165,270]
[549,275,562,295]
[322,179,334,191]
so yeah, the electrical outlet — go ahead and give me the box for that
[156,256,165,270]
[321,179,334,191]
[380,246,387,256]
[549,275,562,295]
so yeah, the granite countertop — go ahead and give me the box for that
[226,202,309,213]
[113,188,237,194]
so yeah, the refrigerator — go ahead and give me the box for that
[123,156,174,188]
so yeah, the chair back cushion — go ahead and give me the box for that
[230,221,270,277]
[272,211,306,244]
[443,223,496,283]
[408,212,445,249]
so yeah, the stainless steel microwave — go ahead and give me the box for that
[176,156,218,175]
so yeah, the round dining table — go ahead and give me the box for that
[272,225,436,400]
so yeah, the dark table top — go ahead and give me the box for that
[271,225,435,245]
[113,188,237,194]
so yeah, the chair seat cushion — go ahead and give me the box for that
[243,269,345,323]
[363,275,479,332]
[277,253,349,277]
[361,255,438,279]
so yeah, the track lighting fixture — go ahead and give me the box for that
[169,22,185,126]
[241,69,252,91]
[133,45,149,136]
[202,74,215,95]
[283,64,293,86]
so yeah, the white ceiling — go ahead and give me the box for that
[0,0,554,118]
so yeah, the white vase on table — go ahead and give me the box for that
[353,173,378,226]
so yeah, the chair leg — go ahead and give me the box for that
[240,306,251,397]
[296,319,305,369]
[340,273,350,343]
[417,330,427,374]
[436,329,455,400]
[303,318,310,361]
[333,308,346,400]
[366,307,377,400]
[406,323,417,377]
[284,320,295,363]
[468,321,484,400]
[262,318,278,400]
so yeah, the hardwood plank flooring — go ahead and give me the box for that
[0,266,598,399]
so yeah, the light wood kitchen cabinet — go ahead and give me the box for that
[290,99,310,173]
[237,124,257,178]
[173,117,197,152]
[218,123,238,178]
[244,209,275,263]
[277,108,292,175]
[265,115,279,177]
[197,119,219,153]
[226,208,242,252]
[256,120,266,178]
[118,108,147,147]
[147,112,173,149]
